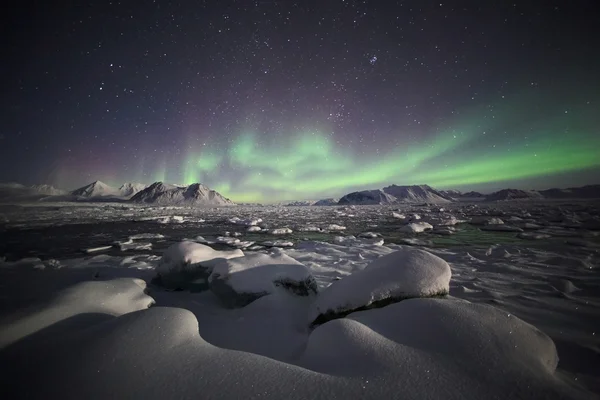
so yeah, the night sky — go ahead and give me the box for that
[2,0,599,202]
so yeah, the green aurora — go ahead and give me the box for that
[163,99,599,203]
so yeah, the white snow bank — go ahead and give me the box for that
[0,277,153,348]
[157,241,244,275]
[0,296,583,399]
[209,252,317,307]
[310,247,451,325]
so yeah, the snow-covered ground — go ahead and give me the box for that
[0,201,599,398]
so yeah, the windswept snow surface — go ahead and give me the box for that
[0,200,599,398]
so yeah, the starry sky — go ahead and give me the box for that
[2,0,599,202]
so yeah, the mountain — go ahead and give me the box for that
[30,184,67,196]
[338,189,398,205]
[130,182,235,206]
[0,183,66,200]
[540,184,600,199]
[313,198,339,206]
[485,189,544,201]
[382,184,454,203]
[438,189,462,199]
[339,185,453,205]
[461,191,485,198]
[71,181,120,198]
[118,183,147,198]
[283,200,315,206]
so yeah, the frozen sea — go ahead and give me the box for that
[0,200,599,399]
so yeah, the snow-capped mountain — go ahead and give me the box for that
[130,182,235,206]
[461,191,485,198]
[338,189,398,205]
[313,198,339,206]
[382,185,454,203]
[338,185,453,205]
[283,200,315,206]
[71,181,120,198]
[118,183,147,198]
[30,184,67,196]
[0,183,67,199]
[484,189,544,201]
[438,189,462,199]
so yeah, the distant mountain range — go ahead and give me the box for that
[338,185,454,205]
[1,181,599,205]
[130,182,234,206]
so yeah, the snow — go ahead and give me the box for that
[1,200,599,398]
[297,225,322,232]
[246,225,262,232]
[309,247,451,325]
[131,182,234,205]
[71,180,120,198]
[262,240,294,247]
[156,241,244,276]
[230,217,262,226]
[0,277,154,348]
[324,223,346,231]
[208,252,317,307]
[271,227,293,234]
[399,221,433,233]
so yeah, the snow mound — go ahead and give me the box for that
[299,298,569,398]
[154,241,244,291]
[0,277,153,348]
[209,252,318,307]
[310,247,451,326]
[399,222,433,233]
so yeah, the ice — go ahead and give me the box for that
[84,245,113,253]
[392,211,406,219]
[153,241,244,291]
[357,231,380,238]
[129,233,166,240]
[262,240,294,247]
[399,221,433,233]
[297,225,322,232]
[309,247,451,326]
[1,200,599,397]
[247,225,262,232]
[208,252,317,307]
[230,217,262,226]
[324,224,347,231]
[271,227,293,234]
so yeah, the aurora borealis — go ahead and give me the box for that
[3,1,599,203]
